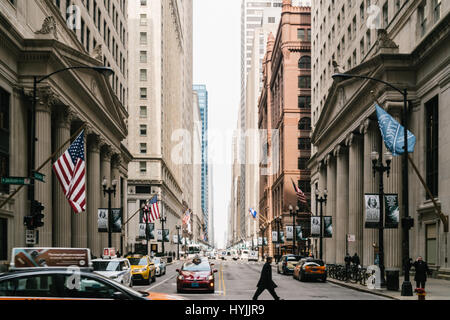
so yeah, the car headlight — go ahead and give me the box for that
[110,275,118,279]
[178,275,184,280]
[208,275,214,281]
[136,267,147,272]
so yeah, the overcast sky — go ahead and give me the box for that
[193,0,241,249]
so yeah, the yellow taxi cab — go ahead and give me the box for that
[126,255,156,285]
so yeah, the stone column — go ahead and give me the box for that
[346,133,364,258]
[335,145,349,264]
[87,133,101,257]
[360,119,380,267]
[325,154,336,264]
[35,92,53,246]
[52,107,72,247]
[100,143,112,251]
[71,123,88,248]
[383,105,403,269]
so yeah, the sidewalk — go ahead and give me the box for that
[327,275,450,300]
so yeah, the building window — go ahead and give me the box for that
[298,56,311,69]
[298,118,311,131]
[136,186,151,194]
[140,51,147,63]
[298,76,311,89]
[140,124,147,136]
[426,95,438,198]
[140,69,147,81]
[139,143,147,154]
[298,96,311,109]
[418,3,427,37]
[382,2,388,28]
[140,88,147,99]
[139,162,147,173]
[0,217,6,260]
[297,28,305,40]
[433,0,441,23]
[140,14,147,26]
[298,158,309,170]
[140,106,147,118]
[140,0,147,5]
[140,32,147,45]
[298,138,311,150]
[0,87,9,194]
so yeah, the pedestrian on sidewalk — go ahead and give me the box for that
[411,256,432,289]
[252,256,282,300]
[344,253,352,280]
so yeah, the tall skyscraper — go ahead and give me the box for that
[193,84,209,242]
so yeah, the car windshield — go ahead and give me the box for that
[304,260,325,266]
[182,262,211,272]
[93,261,124,271]
[286,256,302,261]
[128,258,147,266]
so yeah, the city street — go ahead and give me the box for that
[136,260,390,300]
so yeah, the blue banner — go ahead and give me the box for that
[375,104,416,156]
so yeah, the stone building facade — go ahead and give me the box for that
[0,0,131,264]
[258,1,311,258]
[309,0,450,276]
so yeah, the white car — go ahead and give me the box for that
[240,250,249,261]
[248,251,258,262]
[152,257,167,276]
[92,258,133,287]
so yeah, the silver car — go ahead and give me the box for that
[152,257,166,276]
[92,258,133,287]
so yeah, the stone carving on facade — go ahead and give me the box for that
[92,44,103,61]
[359,118,371,135]
[100,139,113,161]
[333,144,346,157]
[35,16,58,40]
[111,153,123,169]
[332,60,344,74]
[375,29,399,54]
[53,105,75,129]
[87,130,101,153]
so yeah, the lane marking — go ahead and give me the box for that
[146,274,177,292]
[221,263,226,296]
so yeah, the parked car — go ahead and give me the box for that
[126,255,156,285]
[293,258,327,282]
[277,255,303,275]
[176,257,217,293]
[248,251,259,262]
[151,257,166,277]
[240,250,249,261]
[92,258,133,287]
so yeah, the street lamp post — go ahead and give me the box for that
[315,189,328,260]
[176,225,180,260]
[332,72,413,296]
[371,150,393,288]
[27,66,114,240]
[102,178,117,248]
[289,205,299,255]
[160,215,167,256]
[275,216,282,262]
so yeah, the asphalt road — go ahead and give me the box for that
[134,259,390,300]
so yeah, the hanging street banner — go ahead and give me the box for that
[97,209,108,232]
[384,194,400,228]
[272,231,278,243]
[263,237,268,246]
[365,194,381,228]
[285,226,294,240]
[323,216,333,238]
[311,216,321,237]
[157,229,170,242]
[279,231,285,244]
[258,237,263,246]
[111,208,122,233]
[173,235,179,244]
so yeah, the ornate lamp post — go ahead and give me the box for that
[289,205,299,255]
[102,178,117,248]
[315,189,328,260]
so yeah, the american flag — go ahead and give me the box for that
[291,178,307,204]
[53,130,86,213]
[182,209,191,225]
[144,195,160,223]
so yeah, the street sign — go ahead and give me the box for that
[1,177,31,185]
[33,171,45,182]
[26,230,36,245]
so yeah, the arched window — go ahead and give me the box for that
[298,117,311,130]
[298,56,311,69]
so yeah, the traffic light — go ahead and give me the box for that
[31,200,45,228]
[24,215,34,229]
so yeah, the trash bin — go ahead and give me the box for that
[385,269,400,291]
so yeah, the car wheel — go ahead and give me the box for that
[322,277,327,282]
[145,277,151,285]
[130,279,133,287]
[299,271,304,282]
[152,275,156,283]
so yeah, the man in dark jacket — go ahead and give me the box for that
[252,256,281,300]
[411,256,431,289]
[352,253,360,266]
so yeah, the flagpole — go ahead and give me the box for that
[0,124,86,211]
